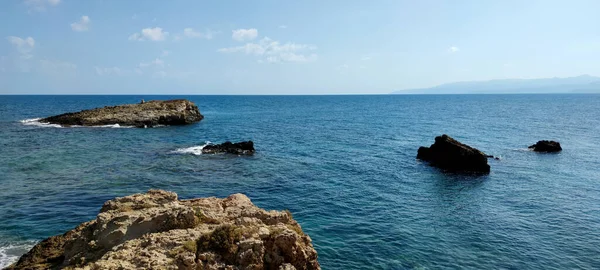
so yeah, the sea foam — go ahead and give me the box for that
[19,119,134,128]
[171,142,212,155]
[19,118,63,128]
[0,242,36,268]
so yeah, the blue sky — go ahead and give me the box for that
[1,0,599,94]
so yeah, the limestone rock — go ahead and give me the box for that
[39,99,203,128]
[417,134,490,174]
[8,190,320,270]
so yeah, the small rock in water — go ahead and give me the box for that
[486,155,501,160]
[39,99,203,128]
[528,140,562,152]
[202,141,255,155]
[417,134,490,174]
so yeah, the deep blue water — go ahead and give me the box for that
[1,95,600,269]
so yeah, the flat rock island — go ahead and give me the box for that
[8,190,320,270]
[417,134,491,174]
[40,99,203,128]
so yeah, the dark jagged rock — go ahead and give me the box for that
[417,134,490,174]
[529,140,562,152]
[202,141,255,155]
[39,99,203,128]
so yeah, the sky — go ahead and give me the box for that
[1,0,600,95]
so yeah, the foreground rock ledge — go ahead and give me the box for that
[529,140,562,153]
[40,99,203,128]
[417,134,490,174]
[8,190,320,270]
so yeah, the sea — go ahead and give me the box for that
[1,94,599,269]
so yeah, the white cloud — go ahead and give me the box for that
[95,66,138,76]
[218,37,317,63]
[184,28,202,38]
[128,33,141,41]
[0,56,10,72]
[161,50,171,57]
[279,25,288,29]
[71,16,90,32]
[40,59,76,69]
[7,36,35,59]
[232,28,258,42]
[139,58,164,68]
[360,56,372,61]
[448,46,459,53]
[39,59,77,75]
[96,56,165,77]
[266,53,317,63]
[95,66,119,76]
[154,71,167,78]
[337,64,350,70]
[335,63,366,75]
[129,27,169,41]
[24,0,61,12]
[175,28,215,40]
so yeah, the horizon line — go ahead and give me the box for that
[1,93,599,96]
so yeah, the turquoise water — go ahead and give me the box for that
[1,95,599,269]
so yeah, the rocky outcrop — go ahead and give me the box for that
[417,134,490,174]
[40,99,203,128]
[529,140,562,152]
[203,141,255,155]
[8,190,320,270]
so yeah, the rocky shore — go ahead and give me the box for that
[40,99,203,128]
[8,190,320,270]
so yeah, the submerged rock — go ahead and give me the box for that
[417,134,490,174]
[529,140,562,152]
[8,190,320,270]
[486,155,501,160]
[202,141,255,155]
[40,99,203,128]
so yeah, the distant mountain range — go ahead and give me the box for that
[392,75,600,94]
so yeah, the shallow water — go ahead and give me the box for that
[1,95,599,269]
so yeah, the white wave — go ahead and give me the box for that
[0,242,36,268]
[20,119,134,128]
[171,142,212,155]
[89,124,134,129]
[19,118,63,128]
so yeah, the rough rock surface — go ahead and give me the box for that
[528,140,562,152]
[203,141,255,155]
[40,99,203,128]
[8,190,319,270]
[417,134,490,173]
